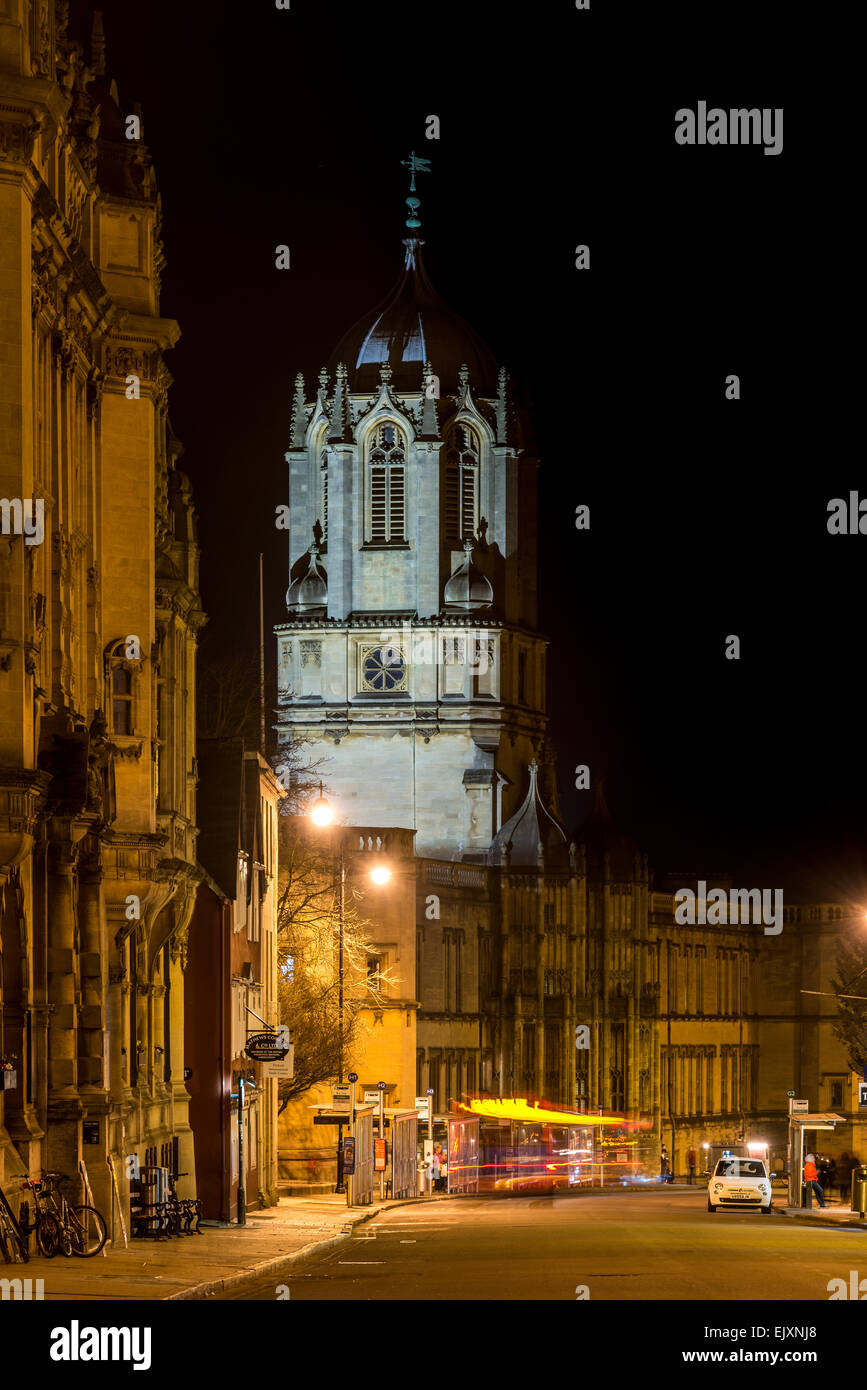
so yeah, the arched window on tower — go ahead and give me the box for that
[444,424,481,540]
[320,448,328,546]
[365,422,407,543]
[104,638,138,737]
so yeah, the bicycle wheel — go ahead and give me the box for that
[69,1204,108,1257]
[0,1205,29,1264]
[36,1212,61,1258]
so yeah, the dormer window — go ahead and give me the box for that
[366,422,406,543]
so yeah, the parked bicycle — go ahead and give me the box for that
[20,1172,107,1258]
[0,1182,29,1264]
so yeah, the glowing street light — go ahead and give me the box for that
[310,795,333,826]
[370,865,392,885]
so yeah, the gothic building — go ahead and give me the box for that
[275,228,551,861]
[0,5,204,1226]
[275,178,866,1184]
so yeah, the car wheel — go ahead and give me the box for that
[707,1198,715,1212]
[761,1204,772,1214]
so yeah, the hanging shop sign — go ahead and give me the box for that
[245,1032,289,1062]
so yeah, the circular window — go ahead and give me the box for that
[362,645,406,692]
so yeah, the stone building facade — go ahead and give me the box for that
[0,5,204,1227]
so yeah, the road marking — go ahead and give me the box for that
[399,1240,417,1244]
[339,1260,385,1265]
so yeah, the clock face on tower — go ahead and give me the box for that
[361,644,407,692]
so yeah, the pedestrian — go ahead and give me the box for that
[838,1152,851,1204]
[431,1142,447,1193]
[687,1147,697,1185]
[824,1157,837,1203]
[660,1145,669,1181]
[803,1153,827,1209]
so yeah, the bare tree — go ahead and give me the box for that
[832,927,867,1076]
[276,817,397,1111]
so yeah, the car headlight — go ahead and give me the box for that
[713,1183,724,1192]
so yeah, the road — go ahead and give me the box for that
[212,1189,867,1300]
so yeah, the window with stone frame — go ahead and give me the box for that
[320,449,329,544]
[104,638,137,736]
[366,422,407,543]
[443,423,481,540]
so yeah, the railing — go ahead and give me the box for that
[424,861,487,889]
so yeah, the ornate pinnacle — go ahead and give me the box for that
[90,11,107,78]
[329,363,349,443]
[496,366,508,444]
[290,371,307,447]
[379,362,393,386]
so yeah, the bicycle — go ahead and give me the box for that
[35,1171,108,1257]
[0,1182,29,1264]
[19,1175,63,1257]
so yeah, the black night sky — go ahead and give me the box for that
[70,1,858,902]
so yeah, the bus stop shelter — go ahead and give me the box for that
[788,1112,845,1207]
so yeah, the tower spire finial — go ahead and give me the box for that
[400,151,432,233]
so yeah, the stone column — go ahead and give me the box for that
[45,822,85,1178]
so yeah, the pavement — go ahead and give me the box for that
[7,1185,864,1301]
[8,1192,446,1301]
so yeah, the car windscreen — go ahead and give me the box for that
[713,1159,766,1178]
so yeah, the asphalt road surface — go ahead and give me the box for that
[213,1189,867,1300]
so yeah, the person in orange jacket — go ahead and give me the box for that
[804,1153,827,1208]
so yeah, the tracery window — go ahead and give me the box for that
[366,422,406,543]
[444,424,480,539]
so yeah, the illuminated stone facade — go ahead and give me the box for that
[0,5,204,1226]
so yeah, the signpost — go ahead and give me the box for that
[791,1098,809,1114]
[332,1082,352,1113]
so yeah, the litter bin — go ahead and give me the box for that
[801,1182,812,1208]
[851,1165,867,1219]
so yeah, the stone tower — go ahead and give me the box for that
[275,176,551,857]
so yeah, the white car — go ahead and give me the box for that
[707,1157,773,1213]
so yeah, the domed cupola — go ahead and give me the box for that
[328,153,498,397]
[488,760,568,868]
[443,538,494,612]
[286,540,328,613]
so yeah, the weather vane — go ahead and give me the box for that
[401,151,432,231]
